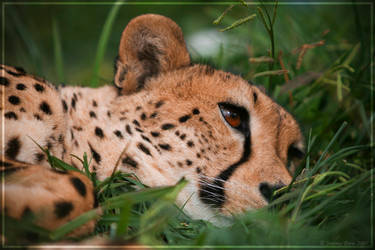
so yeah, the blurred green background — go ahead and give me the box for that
[2,0,373,247]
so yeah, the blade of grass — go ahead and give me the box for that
[7,8,43,74]
[213,5,234,25]
[102,179,187,209]
[219,14,256,32]
[90,2,121,87]
[298,170,371,221]
[116,199,133,237]
[50,208,101,240]
[52,18,64,82]
[290,122,348,221]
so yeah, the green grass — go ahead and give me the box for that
[2,1,373,248]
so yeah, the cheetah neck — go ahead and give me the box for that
[59,85,178,187]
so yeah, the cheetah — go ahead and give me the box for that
[1,14,304,235]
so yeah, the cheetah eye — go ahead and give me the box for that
[287,144,305,160]
[218,102,249,132]
[286,143,305,173]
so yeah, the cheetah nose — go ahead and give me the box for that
[259,182,285,202]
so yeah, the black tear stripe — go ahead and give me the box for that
[199,104,251,208]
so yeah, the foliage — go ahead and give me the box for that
[3,1,373,248]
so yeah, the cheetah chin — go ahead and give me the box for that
[1,14,305,234]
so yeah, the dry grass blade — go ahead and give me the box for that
[294,40,325,70]
[219,14,256,32]
[253,69,288,79]
[249,56,274,63]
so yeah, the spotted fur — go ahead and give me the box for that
[0,14,304,233]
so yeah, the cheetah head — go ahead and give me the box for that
[113,14,304,224]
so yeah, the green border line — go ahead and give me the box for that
[3,1,374,5]
[1,1,373,249]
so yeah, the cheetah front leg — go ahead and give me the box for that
[0,157,98,240]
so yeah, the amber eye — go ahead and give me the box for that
[218,102,249,131]
[221,109,241,128]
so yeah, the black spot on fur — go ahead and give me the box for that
[16,83,26,90]
[114,130,123,139]
[192,108,200,115]
[34,114,42,120]
[161,123,175,130]
[155,100,164,108]
[93,190,99,208]
[141,135,151,143]
[58,134,64,143]
[180,134,186,140]
[92,100,98,107]
[70,177,87,197]
[186,159,193,166]
[196,167,201,174]
[122,156,138,168]
[107,111,111,118]
[151,131,160,137]
[140,113,147,120]
[150,112,157,118]
[138,143,152,156]
[73,126,83,131]
[7,67,26,77]
[89,111,96,118]
[5,111,17,120]
[136,106,142,111]
[179,115,191,123]
[187,141,194,147]
[126,124,132,135]
[35,153,45,162]
[14,67,26,75]
[133,120,140,127]
[175,131,180,136]
[40,101,52,115]
[8,96,20,105]
[89,143,101,164]
[95,127,104,139]
[62,100,68,112]
[20,107,26,112]
[54,201,74,219]
[196,153,201,158]
[0,77,9,86]
[253,92,258,103]
[71,98,76,109]
[135,128,144,133]
[177,162,183,167]
[21,206,33,218]
[34,83,45,92]
[159,144,171,151]
[6,137,21,159]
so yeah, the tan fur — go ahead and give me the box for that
[0,158,97,236]
[0,14,303,233]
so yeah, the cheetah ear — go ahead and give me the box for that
[114,14,191,95]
